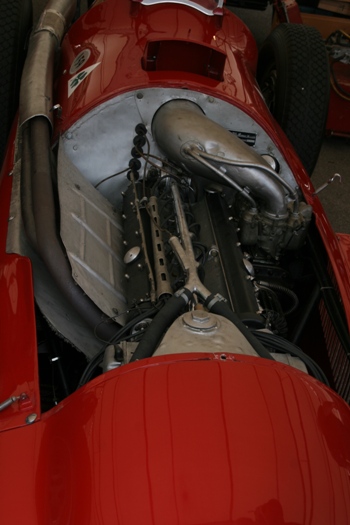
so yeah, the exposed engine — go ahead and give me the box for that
[14,93,330,395]
[94,99,312,369]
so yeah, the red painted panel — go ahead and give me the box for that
[0,354,349,524]
[0,255,39,431]
[54,0,260,131]
[0,124,40,431]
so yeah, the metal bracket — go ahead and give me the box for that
[313,173,342,196]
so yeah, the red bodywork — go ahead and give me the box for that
[1,353,350,524]
[0,1,350,523]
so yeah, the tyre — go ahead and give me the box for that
[257,23,330,175]
[0,0,32,168]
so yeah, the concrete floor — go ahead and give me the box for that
[33,1,350,233]
[313,136,350,234]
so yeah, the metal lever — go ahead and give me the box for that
[0,396,20,412]
[169,183,212,301]
[313,173,342,196]
[0,393,28,412]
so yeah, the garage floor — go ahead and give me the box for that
[33,1,350,233]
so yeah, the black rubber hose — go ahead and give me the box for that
[77,303,164,388]
[257,281,299,316]
[28,116,121,341]
[204,295,274,361]
[130,289,193,362]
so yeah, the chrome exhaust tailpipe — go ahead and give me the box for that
[152,100,288,219]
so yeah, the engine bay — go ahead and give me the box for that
[34,94,335,393]
[9,89,349,406]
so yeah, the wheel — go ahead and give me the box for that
[0,0,32,168]
[257,23,330,175]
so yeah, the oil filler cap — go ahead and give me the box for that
[182,310,218,332]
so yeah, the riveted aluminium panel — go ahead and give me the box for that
[58,143,127,324]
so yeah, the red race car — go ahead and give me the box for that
[0,1,350,523]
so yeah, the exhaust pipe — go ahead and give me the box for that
[152,100,289,218]
[20,0,77,126]
[19,0,122,342]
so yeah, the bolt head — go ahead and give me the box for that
[26,413,37,425]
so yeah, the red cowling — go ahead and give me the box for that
[1,353,350,524]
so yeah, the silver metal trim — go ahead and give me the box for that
[132,0,224,16]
